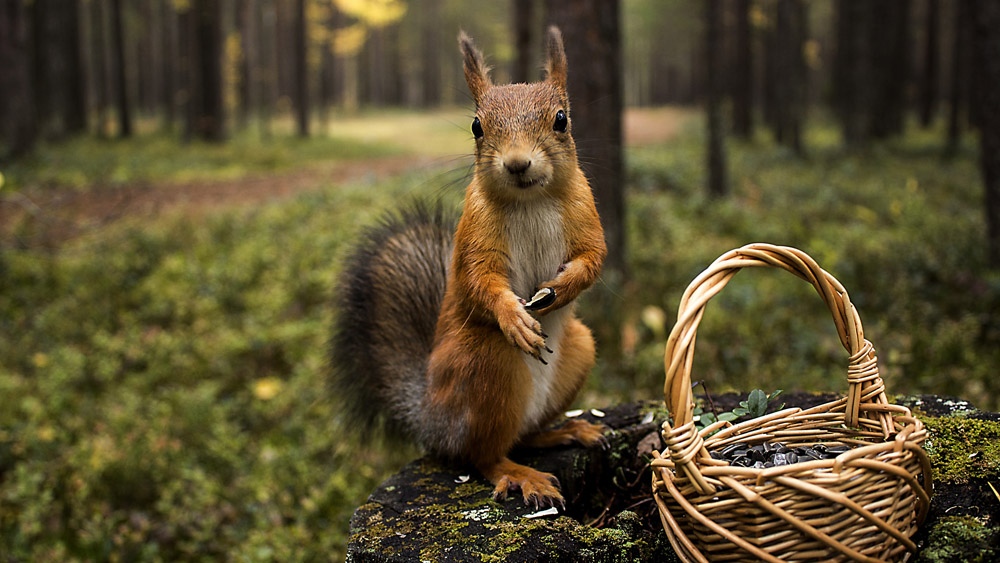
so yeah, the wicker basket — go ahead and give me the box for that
[650,244,932,563]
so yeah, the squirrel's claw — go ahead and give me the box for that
[500,300,548,358]
[487,463,563,509]
[596,432,611,450]
[531,341,555,365]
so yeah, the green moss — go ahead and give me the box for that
[920,416,1000,482]
[917,517,998,562]
[449,481,492,499]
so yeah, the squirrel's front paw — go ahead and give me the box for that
[498,304,547,360]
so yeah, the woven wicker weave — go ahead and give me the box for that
[651,244,932,563]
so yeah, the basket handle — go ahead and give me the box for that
[662,244,893,493]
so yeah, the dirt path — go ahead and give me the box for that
[623,107,693,146]
[0,154,434,247]
[1,108,691,248]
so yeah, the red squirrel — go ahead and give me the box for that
[332,27,607,508]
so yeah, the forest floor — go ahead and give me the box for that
[0,107,692,248]
[2,108,991,561]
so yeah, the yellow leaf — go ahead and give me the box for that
[333,23,368,56]
[335,0,407,28]
[641,305,667,338]
[802,40,821,70]
[890,200,903,218]
[32,352,49,368]
[253,377,284,400]
[0,170,5,190]
[37,426,56,442]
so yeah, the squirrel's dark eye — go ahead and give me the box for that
[553,110,568,133]
[472,117,484,139]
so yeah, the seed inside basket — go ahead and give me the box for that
[709,441,851,469]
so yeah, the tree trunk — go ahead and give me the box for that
[419,0,441,106]
[772,0,806,154]
[870,0,912,139]
[64,0,88,133]
[970,0,1000,267]
[946,0,971,156]
[362,27,383,105]
[318,4,334,129]
[161,0,176,132]
[30,0,52,136]
[919,0,940,127]
[706,0,728,197]
[732,0,753,138]
[191,0,224,141]
[834,0,875,146]
[0,0,37,158]
[237,0,253,129]
[178,4,193,141]
[136,0,154,115]
[258,0,276,139]
[545,0,625,279]
[511,0,533,84]
[91,0,110,137]
[384,23,404,105]
[110,0,131,137]
[763,1,780,140]
[294,0,308,136]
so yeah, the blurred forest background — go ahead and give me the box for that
[2,0,1000,559]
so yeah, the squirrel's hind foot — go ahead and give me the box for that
[521,419,610,450]
[481,458,564,510]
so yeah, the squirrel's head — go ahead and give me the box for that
[459,27,577,201]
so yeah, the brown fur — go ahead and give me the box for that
[424,28,607,507]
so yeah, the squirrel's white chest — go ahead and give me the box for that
[504,202,569,434]
[505,202,566,300]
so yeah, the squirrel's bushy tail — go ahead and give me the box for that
[330,201,455,440]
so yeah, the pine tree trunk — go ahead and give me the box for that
[419,0,441,106]
[30,0,52,135]
[258,0,275,139]
[732,0,753,138]
[970,0,1000,267]
[0,0,37,158]
[384,23,403,105]
[511,0,533,84]
[318,5,334,128]
[294,0,308,136]
[946,0,971,156]
[91,0,110,137]
[919,0,940,127]
[772,0,806,154]
[706,0,728,197]
[191,0,224,141]
[545,0,625,278]
[161,0,176,133]
[870,0,911,139]
[237,0,253,129]
[110,0,132,137]
[64,0,88,133]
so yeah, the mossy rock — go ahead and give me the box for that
[347,394,1000,562]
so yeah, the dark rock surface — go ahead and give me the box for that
[346,393,1000,562]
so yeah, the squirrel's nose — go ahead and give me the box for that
[503,156,532,175]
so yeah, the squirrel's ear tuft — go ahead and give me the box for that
[459,30,491,104]
[544,26,568,92]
